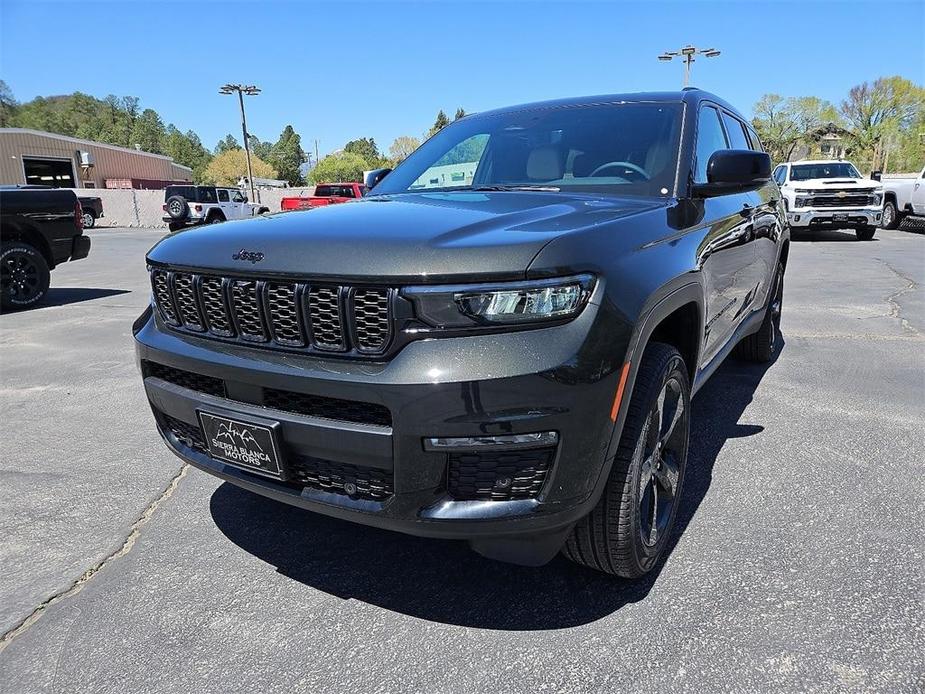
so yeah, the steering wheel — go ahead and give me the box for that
[588,161,650,180]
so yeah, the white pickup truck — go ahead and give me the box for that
[879,166,925,229]
[773,159,884,240]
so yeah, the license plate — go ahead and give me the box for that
[833,214,848,222]
[198,411,283,477]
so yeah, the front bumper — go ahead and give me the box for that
[787,206,882,228]
[133,295,622,561]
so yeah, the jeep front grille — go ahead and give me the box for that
[150,268,394,357]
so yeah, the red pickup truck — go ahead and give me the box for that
[280,183,367,211]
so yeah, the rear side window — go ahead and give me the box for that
[694,107,728,183]
[165,186,196,201]
[198,187,217,203]
[746,125,765,152]
[721,112,750,150]
[217,189,229,202]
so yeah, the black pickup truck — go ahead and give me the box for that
[0,187,91,309]
[136,90,787,577]
[78,196,104,229]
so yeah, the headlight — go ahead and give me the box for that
[795,197,809,207]
[404,274,595,328]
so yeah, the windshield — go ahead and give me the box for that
[790,163,861,181]
[373,102,682,198]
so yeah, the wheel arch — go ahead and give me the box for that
[206,208,226,222]
[1,220,55,269]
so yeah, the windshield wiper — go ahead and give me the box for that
[468,185,561,192]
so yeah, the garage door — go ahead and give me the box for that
[23,157,76,187]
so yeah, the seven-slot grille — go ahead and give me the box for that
[809,193,872,208]
[150,268,394,356]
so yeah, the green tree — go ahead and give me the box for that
[130,108,166,153]
[215,134,241,155]
[344,137,382,167]
[388,135,420,164]
[0,80,18,127]
[752,94,840,164]
[309,151,369,184]
[427,110,450,138]
[269,125,307,185]
[248,135,273,161]
[454,107,466,120]
[840,76,925,171]
[201,149,277,186]
[163,125,212,181]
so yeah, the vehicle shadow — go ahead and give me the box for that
[42,288,130,308]
[790,229,876,243]
[209,342,783,630]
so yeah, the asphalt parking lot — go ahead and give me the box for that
[0,225,923,693]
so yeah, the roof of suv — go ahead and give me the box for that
[472,89,747,122]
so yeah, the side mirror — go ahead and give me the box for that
[364,168,392,191]
[870,170,882,182]
[692,150,772,197]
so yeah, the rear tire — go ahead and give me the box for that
[168,222,185,233]
[208,213,225,224]
[855,225,876,241]
[562,342,690,577]
[81,211,96,229]
[734,261,783,363]
[881,200,901,230]
[1,242,51,311]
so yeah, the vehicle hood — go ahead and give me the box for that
[789,178,881,190]
[147,191,667,281]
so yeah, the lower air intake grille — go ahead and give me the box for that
[160,412,207,453]
[447,447,555,501]
[263,387,391,427]
[144,361,225,397]
[288,456,393,500]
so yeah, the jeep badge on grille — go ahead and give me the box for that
[232,249,265,263]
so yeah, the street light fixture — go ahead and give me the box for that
[657,45,721,87]
[220,83,261,203]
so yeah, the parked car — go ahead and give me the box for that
[773,159,883,240]
[135,89,787,577]
[0,187,91,309]
[280,183,366,211]
[78,195,104,229]
[879,166,925,229]
[162,185,270,232]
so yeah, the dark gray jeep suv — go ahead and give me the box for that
[135,90,788,576]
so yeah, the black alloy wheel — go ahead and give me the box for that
[1,243,51,310]
[563,342,690,577]
[638,375,687,548]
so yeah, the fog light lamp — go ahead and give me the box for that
[424,431,558,451]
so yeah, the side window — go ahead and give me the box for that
[199,187,217,203]
[772,166,784,185]
[231,190,245,202]
[694,107,728,183]
[217,189,230,202]
[746,126,765,153]
[721,113,750,150]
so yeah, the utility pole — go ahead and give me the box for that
[314,139,319,164]
[658,45,721,87]
[220,83,261,203]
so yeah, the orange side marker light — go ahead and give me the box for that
[609,362,631,422]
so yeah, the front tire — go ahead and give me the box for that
[881,200,901,230]
[855,225,876,241]
[562,342,690,577]
[1,242,51,310]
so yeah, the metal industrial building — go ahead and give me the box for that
[0,128,192,189]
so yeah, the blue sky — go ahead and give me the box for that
[2,1,922,158]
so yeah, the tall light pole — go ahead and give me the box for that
[658,45,721,87]
[220,83,261,202]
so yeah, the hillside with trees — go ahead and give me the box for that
[0,82,309,184]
